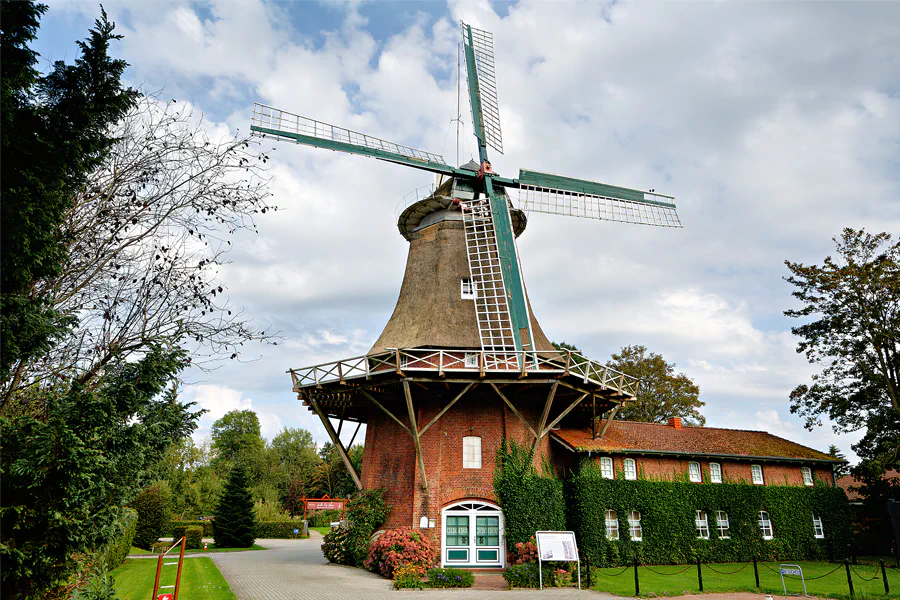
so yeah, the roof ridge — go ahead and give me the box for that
[609,419,769,435]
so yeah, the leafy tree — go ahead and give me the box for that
[213,464,256,548]
[0,1,138,394]
[312,443,363,498]
[270,427,319,488]
[784,229,899,471]
[211,409,266,481]
[827,445,851,479]
[606,345,705,425]
[130,484,170,551]
[281,479,307,518]
[0,347,198,598]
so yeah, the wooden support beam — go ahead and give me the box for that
[419,382,476,436]
[403,380,428,493]
[592,396,597,439]
[531,382,558,457]
[598,405,620,439]
[359,389,411,436]
[336,407,346,437]
[348,421,362,448]
[310,399,362,491]
[490,383,536,438]
[541,392,588,438]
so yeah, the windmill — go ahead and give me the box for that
[251,21,681,358]
[254,23,681,565]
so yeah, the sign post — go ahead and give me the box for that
[302,495,348,523]
[779,563,807,597]
[535,531,580,591]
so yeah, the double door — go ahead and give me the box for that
[442,502,503,567]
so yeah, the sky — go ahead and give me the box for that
[38,0,900,464]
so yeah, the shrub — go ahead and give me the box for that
[130,484,169,550]
[322,526,354,565]
[393,563,425,589]
[364,527,436,579]
[513,536,538,564]
[307,509,342,527]
[169,520,213,537]
[255,521,304,538]
[172,525,189,544]
[426,567,474,588]
[503,562,557,588]
[99,508,138,571]
[322,488,390,567]
[494,439,566,547]
[213,465,256,548]
[185,526,203,550]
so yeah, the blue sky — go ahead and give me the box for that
[38,0,900,463]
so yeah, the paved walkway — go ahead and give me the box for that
[209,533,620,600]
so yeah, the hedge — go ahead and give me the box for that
[169,520,213,537]
[567,459,851,566]
[99,508,138,570]
[169,519,306,540]
[494,439,566,546]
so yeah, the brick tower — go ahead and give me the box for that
[290,175,637,568]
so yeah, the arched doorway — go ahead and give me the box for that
[441,500,505,568]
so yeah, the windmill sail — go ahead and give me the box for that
[251,103,452,176]
[462,23,503,155]
[516,168,682,228]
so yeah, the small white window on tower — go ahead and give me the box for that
[689,461,702,483]
[801,467,814,486]
[464,352,479,368]
[751,464,765,485]
[624,458,637,480]
[710,463,722,483]
[460,278,475,299]
[600,457,614,479]
[462,436,482,469]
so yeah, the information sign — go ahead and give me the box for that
[535,531,580,590]
[306,500,344,510]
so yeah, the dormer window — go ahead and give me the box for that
[461,278,475,299]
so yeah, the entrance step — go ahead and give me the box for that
[471,571,506,591]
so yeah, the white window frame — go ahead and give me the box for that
[462,436,482,469]
[710,462,722,483]
[751,464,765,485]
[464,352,479,368]
[605,510,619,540]
[696,510,710,539]
[813,515,824,539]
[759,511,774,540]
[624,458,637,481]
[689,461,702,483]
[628,511,642,541]
[716,511,730,538]
[600,457,614,479]
[801,467,814,487]
[460,278,475,299]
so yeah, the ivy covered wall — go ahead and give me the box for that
[567,459,851,566]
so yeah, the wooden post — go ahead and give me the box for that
[403,380,428,492]
[597,405,620,439]
[541,392,588,438]
[151,555,163,600]
[310,399,362,490]
[419,382,476,436]
[531,382,558,457]
[490,383,537,437]
[173,537,186,600]
[591,396,597,438]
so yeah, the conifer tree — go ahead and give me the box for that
[213,464,256,548]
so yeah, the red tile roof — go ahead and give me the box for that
[837,470,900,501]
[552,420,841,463]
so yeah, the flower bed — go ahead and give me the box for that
[365,527,436,579]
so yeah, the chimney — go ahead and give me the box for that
[668,417,683,429]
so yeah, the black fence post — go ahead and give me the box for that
[844,558,854,598]
[826,540,833,562]
[881,559,890,595]
[585,554,591,589]
[633,557,640,596]
[753,554,760,589]
[697,556,703,592]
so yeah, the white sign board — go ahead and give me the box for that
[535,531,580,590]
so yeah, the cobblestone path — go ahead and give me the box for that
[209,534,619,600]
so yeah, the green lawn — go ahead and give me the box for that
[112,557,235,600]
[310,526,332,536]
[129,544,266,555]
[590,560,898,599]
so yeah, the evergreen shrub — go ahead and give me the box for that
[568,459,851,566]
[426,567,474,588]
[321,526,354,565]
[255,521,305,538]
[213,465,256,548]
[130,484,169,550]
[322,488,390,567]
[503,562,556,588]
[365,528,436,578]
[169,520,213,537]
[99,508,138,570]
[184,526,203,549]
[494,439,566,546]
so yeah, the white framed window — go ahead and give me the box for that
[624,458,637,480]
[460,278,475,299]
[462,436,482,469]
[758,511,774,540]
[605,510,619,540]
[464,352,479,368]
[812,515,824,539]
[801,467,814,486]
[600,457,614,479]
[710,463,722,483]
[628,511,642,541]
[689,461,702,483]
[695,510,710,539]
[751,464,765,485]
[716,511,730,538]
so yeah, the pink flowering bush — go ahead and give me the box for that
[364,528,436,579]
[513,536,538,564]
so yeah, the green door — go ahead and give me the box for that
[475,515,500,564]
[445,515,470,563]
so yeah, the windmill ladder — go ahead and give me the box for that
[461,197,517,357]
